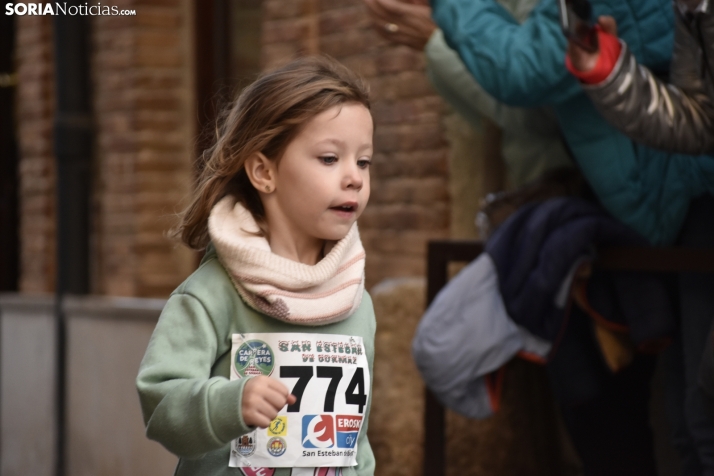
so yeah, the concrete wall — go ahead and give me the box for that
[0,294,177,476]
[0,295,56,476]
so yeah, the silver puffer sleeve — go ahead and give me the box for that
[582,8,714,155]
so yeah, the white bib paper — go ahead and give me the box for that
[229,333,370,469]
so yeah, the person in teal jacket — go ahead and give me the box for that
[431,0,714,246]
[431,0,714,474]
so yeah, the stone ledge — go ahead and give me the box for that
[0,293,54,315]
[0,293,166,322]
[63,295,166,322]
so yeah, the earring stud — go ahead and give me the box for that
[265,185,271,192]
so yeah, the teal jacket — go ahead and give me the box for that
[432,0,714,244]
[136,248,376,476]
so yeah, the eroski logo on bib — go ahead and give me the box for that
[336,415,362,448]
[302,415,335,448]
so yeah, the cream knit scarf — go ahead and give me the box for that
[208,195,365,325]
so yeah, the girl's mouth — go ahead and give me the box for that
[329,202,358,216]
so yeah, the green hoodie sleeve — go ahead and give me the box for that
[136,292,253,458]
[351,397,375,475]
[346,292,376,476]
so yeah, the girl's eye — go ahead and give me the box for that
[357,158,372,169]
[319,155,338,165]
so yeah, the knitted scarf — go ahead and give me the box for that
[208,195,365,325]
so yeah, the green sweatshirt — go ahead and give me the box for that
[136,248,376,476]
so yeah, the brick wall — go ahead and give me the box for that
[15,0,450,296]
[16,16,56,293]
[262,0,451,288]
[16,0,195,297]
[92,0,195,297]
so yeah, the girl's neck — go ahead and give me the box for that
[267,233,326,265]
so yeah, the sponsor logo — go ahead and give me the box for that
[266,437,286,457]
[235,432,256,457]
[267,416,287,437]
[302,415,335,448]
[335,415,362,448]
[234,340,274,377]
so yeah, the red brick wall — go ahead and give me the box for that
[16,0,194,297]
[92,0,194,297]
[262,0,451,287]
[15,0,449,296]
[15,16,56,293]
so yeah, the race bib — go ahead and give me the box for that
[229,333,370,469]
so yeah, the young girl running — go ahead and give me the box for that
[136,56,376,476]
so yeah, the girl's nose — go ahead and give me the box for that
[343,162,363,190]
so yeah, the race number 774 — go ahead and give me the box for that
[280,366,367,413]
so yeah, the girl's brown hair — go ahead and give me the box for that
[175,55,371,250]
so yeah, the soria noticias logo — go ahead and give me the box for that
[5,3,136,16]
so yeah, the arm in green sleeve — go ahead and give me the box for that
[352,395,375,475]
[136,293,253,458]
[353,293,376,475]
[425,28,502,126]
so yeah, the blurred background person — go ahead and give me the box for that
[430,0,714,247]
[363,0,574,191]
[565,2,714,473]
[429,0,714,474]
[363,1,669,475]
[566,2,714,155]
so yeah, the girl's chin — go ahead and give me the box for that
[314,226,353,243]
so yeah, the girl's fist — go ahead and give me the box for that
[241,376,297,428]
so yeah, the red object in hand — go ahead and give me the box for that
[566,25,622,85]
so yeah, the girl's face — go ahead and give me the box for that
[260,103,373,262]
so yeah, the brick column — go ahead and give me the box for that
[15,1,195,298]
[93,0,195,297]
[16,16,56,293]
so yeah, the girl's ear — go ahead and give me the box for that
[244,152,276,194]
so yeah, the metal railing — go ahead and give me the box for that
[422,239,714,476]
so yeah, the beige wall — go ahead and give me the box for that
[0,296,56,476]
[63,297,177,476]
[0,295,177,476]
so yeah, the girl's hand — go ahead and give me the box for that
[567,16,618,72]
[242,376,297,428]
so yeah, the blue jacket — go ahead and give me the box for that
[486,197,674,347]
[432,0,714,244]
[412,197,674,418]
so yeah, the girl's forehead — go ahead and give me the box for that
[309,103,371,123]
[298,103,373,139]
